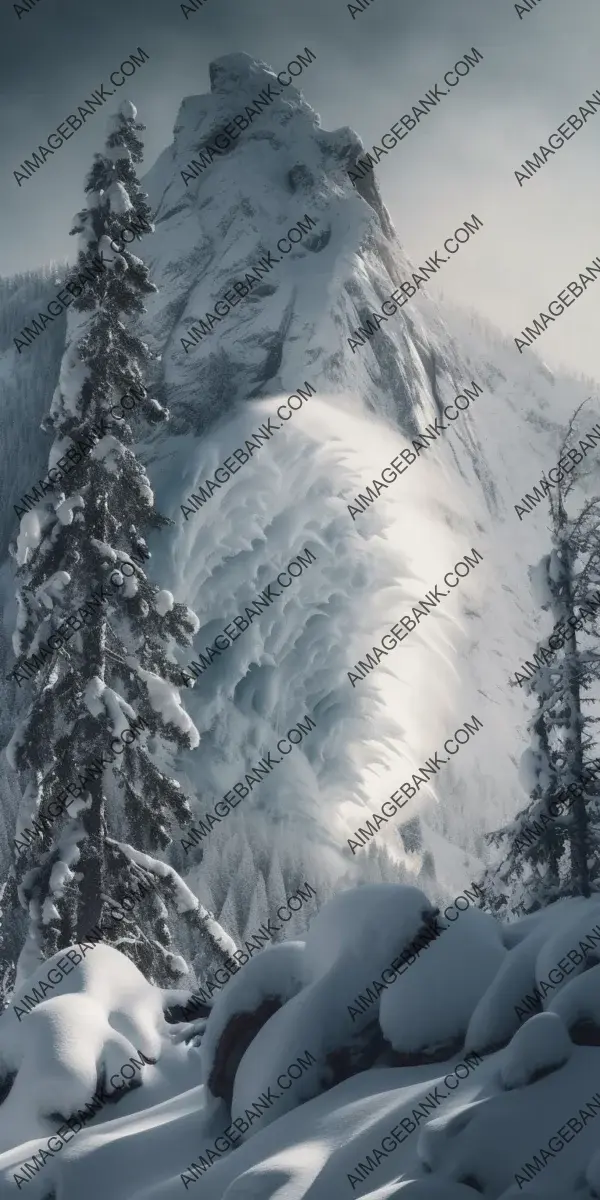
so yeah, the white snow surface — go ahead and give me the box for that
[499,1011,572,1090]
[2,886,600,1197]
[379,907,506,1057]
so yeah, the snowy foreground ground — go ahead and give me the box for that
[2,883,600,1198]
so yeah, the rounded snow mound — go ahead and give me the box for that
[380,907,505,1060]
[200,940,307,1103]
[547,961,600,1042]
[301,883,436,977]
[210,885,439,1134]
[5,891,600,1198]
[500,1011,572,1090]
[465,924,548,1056]
[0,943,168,1151]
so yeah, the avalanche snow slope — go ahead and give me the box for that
[134,52,596,901]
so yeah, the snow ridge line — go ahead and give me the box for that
[347,214,484,356]
[513,1090,600,1190]
[179,1049,318,1188]
[11,1050,154,1189]
[514,920,600,1022]
[347,714,484,853]
[346,1051,483,1191]
[347,548,484,687]
[179,545,317,683]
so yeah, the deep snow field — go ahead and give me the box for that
[3,884,600,1198]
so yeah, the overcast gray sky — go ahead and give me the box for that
[1,0,599,379]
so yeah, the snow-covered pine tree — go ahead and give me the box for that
[543,436,600,899]
[3,101,234,989]
[480,400,600,915]
[478,696,566,916]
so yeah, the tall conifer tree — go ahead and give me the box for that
[481,401,600,915]
[3,102,233,988]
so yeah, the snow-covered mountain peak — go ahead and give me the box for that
[170,50,331,185]
[1,49,596,930]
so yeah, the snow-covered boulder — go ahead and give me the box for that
[4,942,165,1053]
[499,1011,572,1090]
[200,941,307,1103]
[0,993,153,1153]
[0,944,170,1152]
[229,884,437,1134]
[465,924,548,1055]
[380,908,505,1062]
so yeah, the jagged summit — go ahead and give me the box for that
[173,51,322,159]
[208,50,282,95]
